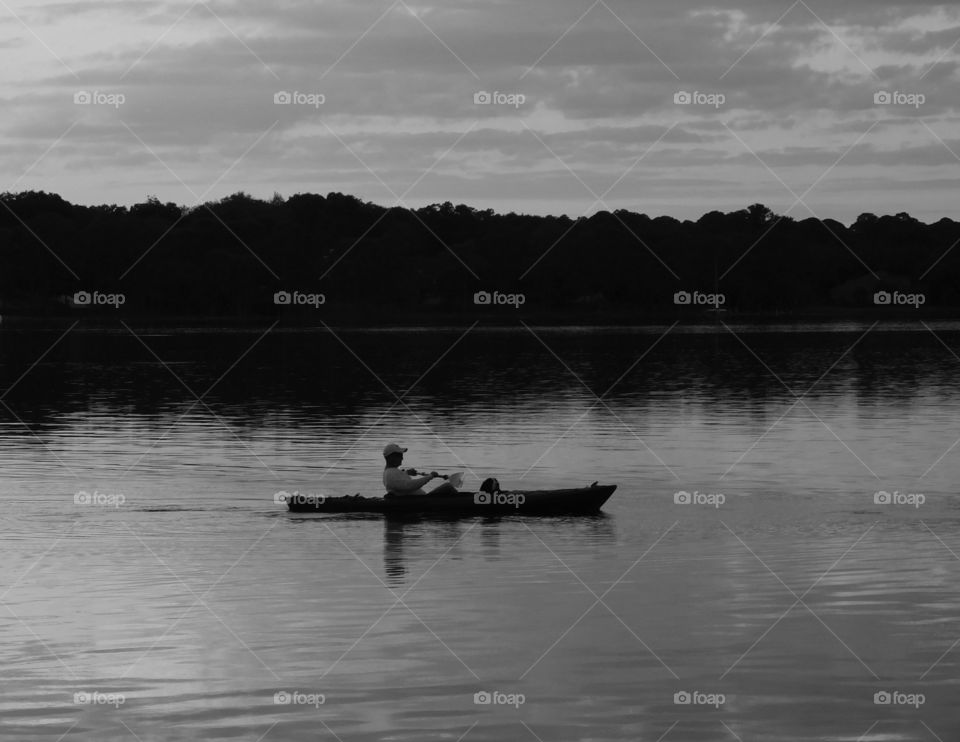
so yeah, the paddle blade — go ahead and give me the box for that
[447,472,464,489]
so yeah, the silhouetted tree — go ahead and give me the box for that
[0,190,955,319]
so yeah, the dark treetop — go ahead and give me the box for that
[1,191,955,322]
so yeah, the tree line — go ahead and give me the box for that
[0,190,956,320]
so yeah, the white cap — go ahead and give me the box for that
[383,443,407,457]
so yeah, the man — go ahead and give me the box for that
[382,443,459,497]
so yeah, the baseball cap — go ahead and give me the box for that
[383,443,408,457]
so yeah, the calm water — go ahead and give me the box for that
[3,323,960,741]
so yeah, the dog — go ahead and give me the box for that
[478,477,501,495]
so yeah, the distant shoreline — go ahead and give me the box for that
[1,306,957,329]
[2,193,958,326]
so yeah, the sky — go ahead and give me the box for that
[1,0,959,221]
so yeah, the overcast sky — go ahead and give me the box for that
[1,0,958,221]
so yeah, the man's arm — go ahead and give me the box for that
[384,468,434,494]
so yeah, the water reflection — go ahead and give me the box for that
[3,325,960,741]
[382,513,617,586]
[3,325,960,435]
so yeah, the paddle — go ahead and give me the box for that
[408,470,464,489]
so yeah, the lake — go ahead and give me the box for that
[2,322,960,741]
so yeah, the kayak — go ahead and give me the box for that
[285,484,616,515]
[284,484,616,515]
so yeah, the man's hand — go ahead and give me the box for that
[405,468,418,475]
[429,471,440,479]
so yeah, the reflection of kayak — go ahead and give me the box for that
[285,484,617,515]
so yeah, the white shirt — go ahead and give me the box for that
[383,466,431,495]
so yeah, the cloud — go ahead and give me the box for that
[0,0,958,220]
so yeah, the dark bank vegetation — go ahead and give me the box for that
[0,190,956,321]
